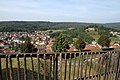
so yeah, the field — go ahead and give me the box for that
[86,31,100,41]
[47,29,66,33]
[1,58,50,80]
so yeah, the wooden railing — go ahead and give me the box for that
[0,50,120,80]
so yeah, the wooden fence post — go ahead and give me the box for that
[115,51,120,80]
[54,54,58,80]
[0,58,3,80]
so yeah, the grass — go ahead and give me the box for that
[86,31,100,41]
[1,55,99,80]
[1,58,50,80]
[47,29,66,33]
[111,37,120,43]
[1,52,118,80]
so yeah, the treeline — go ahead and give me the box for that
[0,21,120,32]
[0,21,87,32]
[0,21,51,32]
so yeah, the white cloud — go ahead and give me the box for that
[0,0,120,23]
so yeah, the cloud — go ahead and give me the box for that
[0,0,120,23]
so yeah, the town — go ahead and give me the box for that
[0,26,120,54]
[0,0,120,80]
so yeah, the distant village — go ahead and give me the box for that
[0,31,52,53]
[0,27,120,54]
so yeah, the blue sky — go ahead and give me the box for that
[0,0,120,23]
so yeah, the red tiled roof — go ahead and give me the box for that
[48,42,54,45]
[84,45,100,50]
[110,43,120,48]
[4,50,15,53]
[68,46,77,52]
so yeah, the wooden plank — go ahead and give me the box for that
[5,55,9,80]
[31,54,34,80]
[9,55,14,80]
[49,55,52,80]
[88,52,93,80]
[37,54,40,80]
[24,54,27,80]
[80,52,84,80]
[84,52,88,80]
[55,54,58,80]
[0,57,3,80]
[44,54,46,80]
[76,53,81,79]
[68,53,72,80]
[64,53,67,80]
[115,51,120,80]
[60,53,62,80]
[72,53,76,80]
[16,54,21,80]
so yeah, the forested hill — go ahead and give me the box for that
[104,22,120,30]
[0,21,120,32]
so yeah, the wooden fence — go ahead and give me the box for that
[0,50,120,80]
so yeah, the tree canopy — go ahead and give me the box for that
[50,28,94,44]
[97,34,111,47]
[20,36,37,53]
[74,38,86,51]
[52,34,70,52]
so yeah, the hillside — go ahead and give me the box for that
[104,22,120,30]
[0,21,120,32]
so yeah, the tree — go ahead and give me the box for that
[97,34,111,47]
[20,36,37,53]
[11,42,20,52]
[74,38,86,51]
[52,34,70,52]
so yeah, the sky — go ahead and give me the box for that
[0,0,120,23]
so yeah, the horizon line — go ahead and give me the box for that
[0,20,120,24]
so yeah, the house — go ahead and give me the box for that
[46,41,54,53]
[110,42,120,48]
[84,44,100,50]
[39,41,46,45]
[91,40,97,45]
[68,46,77,52]
[0,40,5,47]
[85,28,95,32]
[46,45,53,53]
[37,47,46,53]
[3,50,15,53]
